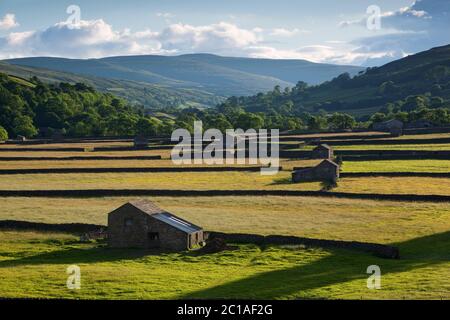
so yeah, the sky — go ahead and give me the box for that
[0,0,448,66]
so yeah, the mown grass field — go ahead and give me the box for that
[0,132,449,300]
[0,149,171,158]
[333,143,450,151]
[1,171,450,195]
[0,196,449,299]
[342,160,450,173]
[0,196,449,243]
[0,159,319,170]
[296,143,450,151]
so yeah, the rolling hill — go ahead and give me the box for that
[0,61,223,109]
[4,54,364,97]
[225,44,450,118]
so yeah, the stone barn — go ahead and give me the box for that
[134,136,149,149]
[311,144,333,159]
[108,199,204,251]
[292,159,340,183]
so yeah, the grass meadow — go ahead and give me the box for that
[0,133,449,300]
[0,196,449,299]
[0,172,449,195]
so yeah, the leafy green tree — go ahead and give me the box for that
[136,117,160,137]
[370,113,387,123]
[235,112,265,130]
[0,126,8,141]
[13,116,37,138]
[328,113,356,130]
[307,115,327,130]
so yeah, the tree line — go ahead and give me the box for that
[1,71,450,141]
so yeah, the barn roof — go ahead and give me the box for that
[127,199,202,234]
[314,144,331,150]
[317,159,339,168]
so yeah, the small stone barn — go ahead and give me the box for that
[292,159,340,183]
[108,199,204,251]
[311,144,333,159]
[134,136,149,149]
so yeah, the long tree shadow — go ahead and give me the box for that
[1,231,448,299]
[0,245,176,268]
[181,231,450,299]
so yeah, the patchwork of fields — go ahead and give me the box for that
[0,131,449,299]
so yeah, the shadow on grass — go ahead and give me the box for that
[180,231,450,299]
[269,177,293,185]
[1,231,448,299]
[0,244,175,268]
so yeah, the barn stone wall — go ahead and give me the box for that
[311,147,333,159]
[108,204,149,248]
[108,204,198,251]
[292,162,339,183]
[146,217,188,251]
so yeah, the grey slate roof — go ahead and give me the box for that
[314,144,331,150]
[127,199,202,234]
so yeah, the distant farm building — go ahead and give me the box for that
[16,135,26,142]
[292,159,340,183]
[311,144,334,159]
[373,119,404,136]
[405,120,433,129]
[108,199,204,251]
[134,136,149,149]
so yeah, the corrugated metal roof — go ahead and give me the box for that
[127,199,202,234]
[153,212,202,234]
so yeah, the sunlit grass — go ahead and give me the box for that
[0,196,449,245]
[1,171,450,196]
[342,160,450,173]
[0,230,448,299]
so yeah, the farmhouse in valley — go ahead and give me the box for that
[292,159,340,183]
[108,199,204,251]
[311,144,334,159]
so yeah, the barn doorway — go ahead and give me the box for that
[148,232,159,241]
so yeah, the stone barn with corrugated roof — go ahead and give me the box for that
[311,144,334,159]
[108,199,204,251]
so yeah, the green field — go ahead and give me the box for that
[334,143,450,151]
[295,143,450,151]
[0,132,449,300]
[1,172,450,195]
[0,196,449,299]
[342,160,450,173]
[0,231,448,300]
[0,196,449,243]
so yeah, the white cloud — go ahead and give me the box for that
[0,13,19,30]
[0,0,447,66]
[156,12,175,19]
[0,19,165,59]
[337,0,450,66]
[0,17,406,65]
[269,28,308,37]
[156,22,261,54]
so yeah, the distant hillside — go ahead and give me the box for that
[0,62,222,109]
[221,44,450,118]
[4,54,363,97]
